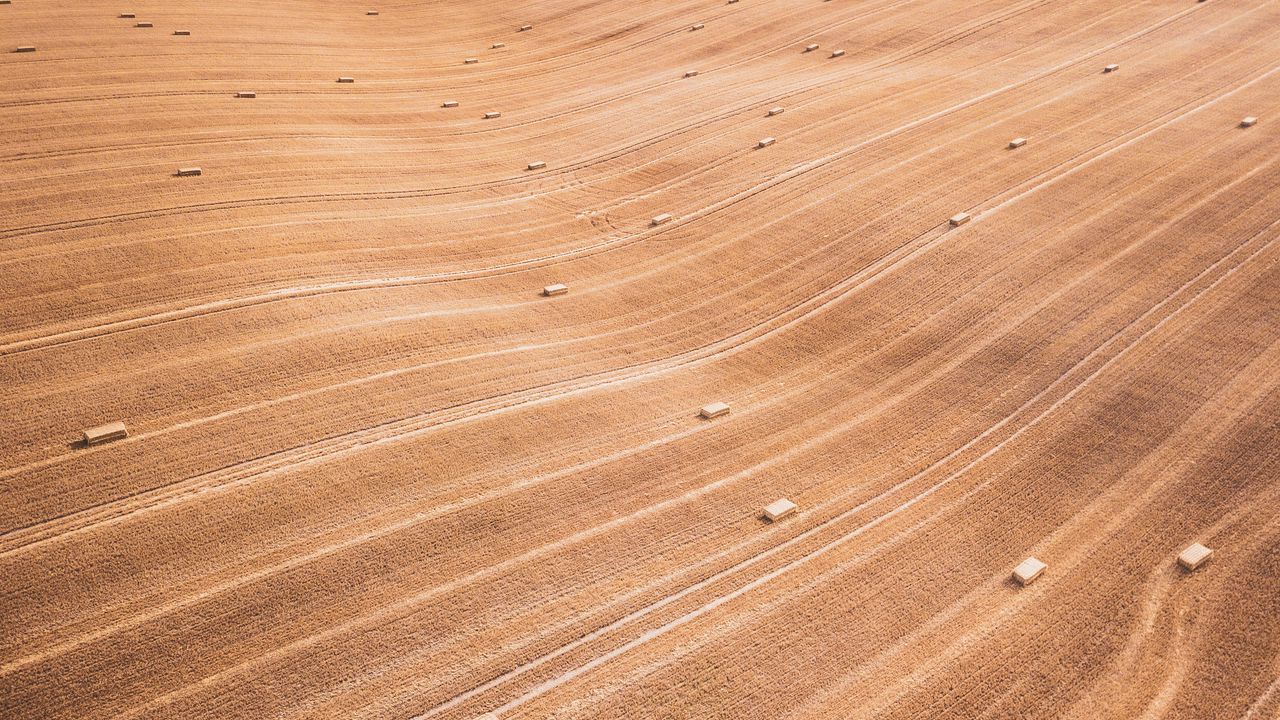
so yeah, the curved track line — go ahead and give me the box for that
[7,48,1269,561]
[0,5,1215,358]
[109,169,1280,720]
[50,207,1133,699]
[0,0,1033,241]
[782,346,1280,720]
[0,0,1135,280]
[15,150,1191,680]
[445,214,1280,720]
[13,82,1264,692]
[9,56,1217,480]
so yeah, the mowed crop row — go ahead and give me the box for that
[1,0,1277,719]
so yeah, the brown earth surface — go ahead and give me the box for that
[1,0,1278,718]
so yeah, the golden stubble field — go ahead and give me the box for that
[1,0,1278,718]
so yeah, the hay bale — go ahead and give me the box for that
[804,43,819,52]
[527,161,547,170]
[135,21,153,27]
[1012,557,1046,586]
[699,401,730,419]
[763,499,797,522]
[464,57,478,64]
[483,111,501,119]
[1241,116,1257,127]
[691,23,704,31]
[119,12,136,18]
[1008,137,1027,149]
[441,100,458,108]
[176,167,202,176]
[1177,543,1213,571]
[1103,63,1119,73]
[542,283,568,297]
[757,137,775,148]
[949,212,971,227]
[519,24,533,31]
[491,42,505,49]
[15,46,35,53]
[367,10,379,15]
[651,213,672,226]
[767,106,785,116]
[830,49,845,57]
[83,421,128,446]
[235,91,256,98]
[684,70,699,78]
[173,30,191,35]
[337,76,355,83]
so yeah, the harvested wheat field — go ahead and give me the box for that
[2,0,1279,718]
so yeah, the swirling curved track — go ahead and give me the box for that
[1,1,1277,718]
